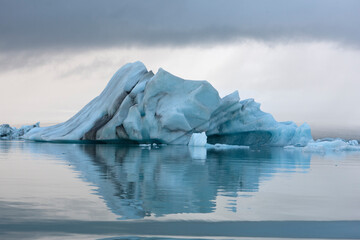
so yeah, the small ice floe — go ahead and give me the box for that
[139,143,152,149]
[138,142,163,149]
[284,138,360,153]
[138,144,151,147]
[206,143,250,150]
[188,132,207,147]
[188,132,207,160]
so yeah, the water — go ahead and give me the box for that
[0,140,359,239]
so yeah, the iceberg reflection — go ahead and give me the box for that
[24,142,310,219]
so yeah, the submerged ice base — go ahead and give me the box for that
[22,61,312,147]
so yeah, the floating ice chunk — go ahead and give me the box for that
[188,132,207,159]
[285,138,360,152]
[188,132,207,147]
[0,123,39,140]
[206,143,250,150]
[139,144,151,147]
[0,124,13,139]
[139,143,152,150]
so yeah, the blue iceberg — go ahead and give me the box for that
[22,61,313,147]
[21,61,315,146]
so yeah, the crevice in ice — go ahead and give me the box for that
[84,76,141,140]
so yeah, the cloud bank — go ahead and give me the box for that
[0,0,359,52]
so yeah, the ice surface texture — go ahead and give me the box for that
[0,123,39,140]
[24,61,312,146]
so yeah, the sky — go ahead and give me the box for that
[0,0,360,131]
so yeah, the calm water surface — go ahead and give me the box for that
[0,140,359,239]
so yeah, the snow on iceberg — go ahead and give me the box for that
[22,61,313,146]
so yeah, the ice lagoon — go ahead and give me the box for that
[0,140,360,239]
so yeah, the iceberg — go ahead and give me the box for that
[22,61,313,147]
[0,123,39,140]
[285,138,360,153]
[188,132,207,147]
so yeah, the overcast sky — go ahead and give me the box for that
[1,0,360,131]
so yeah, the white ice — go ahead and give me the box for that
[188,132,207,147]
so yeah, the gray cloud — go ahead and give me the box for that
[0,0,360,52]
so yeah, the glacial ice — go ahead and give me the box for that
[189,132,207,147]
[285,138,360,153]
[22,61,315,147]
[0,123,39,140]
